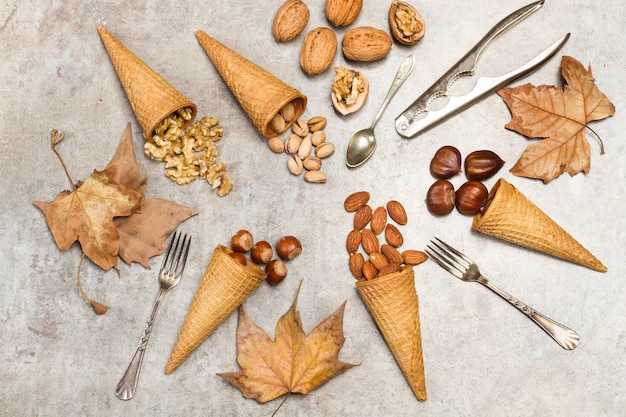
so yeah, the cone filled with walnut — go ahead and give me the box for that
[195,30,307,138]
[98,26,197,141]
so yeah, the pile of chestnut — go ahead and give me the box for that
[426,146,504,216]
[230,230,302,285]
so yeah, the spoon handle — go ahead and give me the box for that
[370,55,414,129]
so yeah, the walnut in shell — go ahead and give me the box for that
[325,0,363,27]
[341,26,392,62]
[273,0,310,42]
[331,66,369,115]
[388,0,425,45]
[300,27,338,75]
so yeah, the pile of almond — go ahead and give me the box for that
[343,191,428,280]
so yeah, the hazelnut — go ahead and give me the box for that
[229,251,248,266]
[250,241,273,264]
[276,235,302,260]
[266,259,288,285]
[455,181,488,215]
[430,145,461,179]
[231,230,254,252]
[464,150,505,181]
[426,180,455,215]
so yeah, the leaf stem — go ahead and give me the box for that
[51,129,77,189]
[585,125,606,155]
[77,254,109,315]
[271,393,290,417]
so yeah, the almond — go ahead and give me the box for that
[384,223,404,247]
[369,251,389,271]
[378,262,401,277]
[346,229,362,254]
[342,26,392,62]
[381,243,403,265]
[349,253,365,279]
[344,191,370,212]
[361,228,379,254]
[300,27,338,75]
[402,249,428,266]
[363,261,378,280]
[273,0,310,42]
[387,200,408,225]
[370,206,387,235]
[353,204,372,230]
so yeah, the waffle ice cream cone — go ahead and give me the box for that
[195,30,307,138]
[98,26,197,140]
[472,178,607,272]
[165,245,266,374]
[356,267,427,401]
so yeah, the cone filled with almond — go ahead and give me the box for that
[165,245,266,373]
[472,178,606,272]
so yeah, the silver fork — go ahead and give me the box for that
[115,232,191,400]
[425,237,579,350]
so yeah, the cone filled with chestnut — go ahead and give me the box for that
[165,231,302,374]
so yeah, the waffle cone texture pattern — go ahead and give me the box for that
[356,266,427,401]
[472,178,606,272]
[165,245,266,374]
[98,26,197,140]
[195,30,307,138]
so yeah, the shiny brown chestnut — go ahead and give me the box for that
[455,181,488,215]
[426,180,455,215]
[266,259,288,285]
[430,146,461,179]
[464,150,505,181]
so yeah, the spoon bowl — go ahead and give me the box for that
[345,55,414,168]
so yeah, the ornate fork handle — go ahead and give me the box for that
[478,276,579,350]
[115,289,167,400]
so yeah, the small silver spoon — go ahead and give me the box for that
[346,55,414,168]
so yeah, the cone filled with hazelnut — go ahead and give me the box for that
[356,266,427,401]
[165,245,266,374]
[472,178,607,272]
[97,26,197,141]
[195,30,307,138]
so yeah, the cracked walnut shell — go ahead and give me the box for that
[389,1,425,45]
[331,66,369,115]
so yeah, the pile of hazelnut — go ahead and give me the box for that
[229,230,302,285]
[343,191,428,281]
[425,146,505,216]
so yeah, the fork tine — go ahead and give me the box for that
[425,245,463,279]
[160,232,191,275]
[433,237,472,265]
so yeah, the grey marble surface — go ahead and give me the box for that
[1,1,624,416]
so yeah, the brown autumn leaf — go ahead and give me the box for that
[218,283,356,404]
[498,56,615,183]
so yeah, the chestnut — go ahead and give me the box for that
[426,180,455,215]
[430,146,461,179]
[464,150,505,181]
[231,229,254,252]
[250,240,273,264]
[455,181,488,215]
[276,235,302,260]
[229,251,248,266]
[266,259,288,285]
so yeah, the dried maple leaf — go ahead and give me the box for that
[498,56,615,183]
[34,169,142,270]
[218,283,356,404]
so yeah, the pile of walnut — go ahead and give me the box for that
[229,230,302,285]
[267,114,335,183]
[144,107,233,196]
[344,191,428,280]
[272,0,425,115]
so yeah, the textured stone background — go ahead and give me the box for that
[1,1,624,416]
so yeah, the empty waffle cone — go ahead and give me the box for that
[195,30,307,138]
[98,26,197,141]
[165,245,266,374]
[356,267,427,401]
[472,178,607,272]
